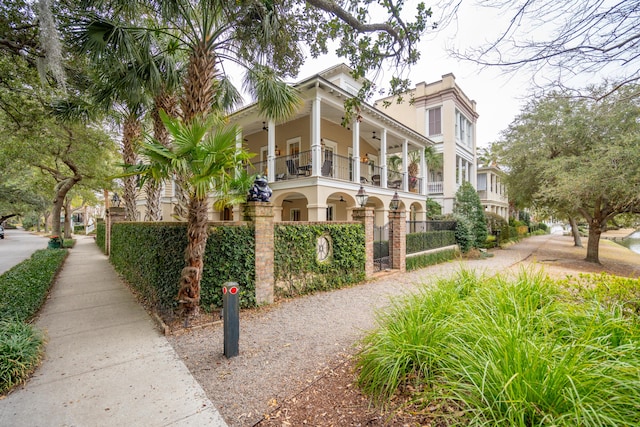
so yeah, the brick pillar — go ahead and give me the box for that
[352,207,374,278]
[244,202,274,305]
[389,210,406,272]
[106,206,126,256]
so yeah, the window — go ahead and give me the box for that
[477,173,487,191]
[290,208,301,221]
[287,137,301,156]
[455,110,473,147]
[428,107,442,136]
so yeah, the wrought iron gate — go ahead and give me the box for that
[373,222,390,272]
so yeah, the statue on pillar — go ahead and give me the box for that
[247,176,272,202]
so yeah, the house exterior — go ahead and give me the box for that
[137,66,482,226]
[373,73,478,214]
[477,163,509,220]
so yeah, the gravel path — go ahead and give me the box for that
[166,234,559,426]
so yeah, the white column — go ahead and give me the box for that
[352,119,360,183]
[380,129,388,188]
[311,96,322,176]
[402,139,409,191]
[267,119,275,182]
[458,156,463,185]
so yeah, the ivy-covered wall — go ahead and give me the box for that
[109,222,254,315]
[274,223,366,297]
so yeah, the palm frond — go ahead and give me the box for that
[244,64,302,122]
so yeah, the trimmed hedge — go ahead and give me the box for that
[110,222,255,314]
[275,223,366,297]
[96,221,105,253]
[0,249,68,322]
[406,248,459,271]
[406,231,456,254]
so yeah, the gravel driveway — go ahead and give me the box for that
[167,233,632,426]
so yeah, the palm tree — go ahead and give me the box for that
[127,111,253,316]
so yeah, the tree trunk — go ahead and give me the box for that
[568,216,582,247]
[51,177,80,237]
[144,180,162,221]
[63,198,72,239]
[146,91,179,222]
[585,220,603,263]
[122,113,142,221]
[43,211,50,233]
[177,197,209,317]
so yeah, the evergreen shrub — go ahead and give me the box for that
[406,248,459,271]
[110,222,255,314]
[406,231,456,254]
[275,223,365,297]
[96,221,105,253]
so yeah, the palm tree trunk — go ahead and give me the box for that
[122,113,142,221]
[145,91,179,221]
[181,40,218,123]
[144,180,162,221]
[175,40,218,316]
[177,196,209,317]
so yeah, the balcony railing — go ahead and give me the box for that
[246,152,428,195]
[428,181,443,194]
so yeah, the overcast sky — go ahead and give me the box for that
[291,2,537,149]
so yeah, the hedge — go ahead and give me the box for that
[406,230,456,254]
[274,223,366,297]
[96,221,105,253]
[406,248,459,271]
[0,249,68,322]
[109,222,255,315]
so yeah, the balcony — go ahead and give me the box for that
[246,151,426,193]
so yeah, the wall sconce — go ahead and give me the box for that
[274,145,280,156]
[262,122,268,131]
[111,192,121,207]
[361,153,369,164]
[355,185,369,207]
[389,191,400,211]
[372,131,380,140]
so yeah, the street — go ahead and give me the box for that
[0,228,48,275]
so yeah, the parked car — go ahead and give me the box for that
[0,225,4,239]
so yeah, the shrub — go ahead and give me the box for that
[0,320,44,394]
[274,223,365,297]
[0,249,68,322]
[453,182,488,248]
[454,214,475,253]
[73,225,85,234]
[110,222,256,315]
[406,231,456,254]
[96,220,105,253]
[406,248,458,271]
[357,269,640,425]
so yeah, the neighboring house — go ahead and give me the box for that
[137,66,480,226]
[374,73,478,214]
[477,162,509,221]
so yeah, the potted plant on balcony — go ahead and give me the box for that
[408,151,420,192]
[48,235,62,249]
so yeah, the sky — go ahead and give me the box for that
[289,2,537,148]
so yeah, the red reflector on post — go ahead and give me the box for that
[230,287,238,295]
[222,287,227,294]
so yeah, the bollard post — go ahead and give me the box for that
[222,282,240,358]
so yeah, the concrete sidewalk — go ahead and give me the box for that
[0,236,227,426]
